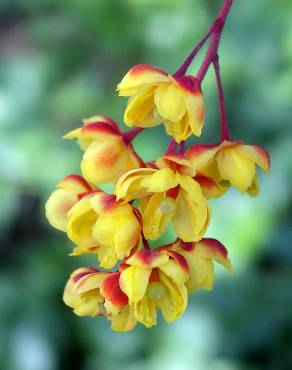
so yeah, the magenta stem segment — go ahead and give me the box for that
[213,56,231,141]
[142,234,151,250]
[173,0,233,79]
[178,141,185,154]
[165,139,177,154]
[197,0,234,83]
[173,30,212,78]
[123,127,144,142]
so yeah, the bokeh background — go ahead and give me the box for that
[1,0,292,369]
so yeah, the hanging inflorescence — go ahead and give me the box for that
[45,0,270,332]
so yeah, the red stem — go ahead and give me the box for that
[173,0,233,80]
[123,127,144,142]
[142,234,151,250]
[165,139,177,154]
[197,0,234,83]
[179,141,185,154]
[213,56,231,141]
[173,30,212,78]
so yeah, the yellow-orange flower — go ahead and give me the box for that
[119,248,189,327]
[67,191,142,268]
[63,267,108,317]
[63,268,136,331]
[64,115,143,184]
[45,175,96,231]
[117,64,205,143]
[185,140,270,195]
[168,238,232,293]
[115,153,214,242]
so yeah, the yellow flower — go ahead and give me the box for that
[119,249,189,327]
[63,268,136,331]
[185,140,270,195]
[117,64,205,143]
[67,191,142,268]
[63,267,108,317]
[64,115,143,184]
[45,175,96,231]
[115,153,213,242]
[169,238,232,293]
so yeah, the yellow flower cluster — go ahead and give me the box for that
[45,63,270,331]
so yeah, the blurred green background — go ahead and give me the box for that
[1,0,292,369]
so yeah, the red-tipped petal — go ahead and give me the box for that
[58,174,94,193]
[81,122,121,138]
[194,173,219,198]
[195,238,232,272]
[72,267,100,283]
[127,249,169,268]
[156,153,196,176]
[83,115,120,131]
[101,272,129,306]
[237,144,270,173]
[167,250,189,273]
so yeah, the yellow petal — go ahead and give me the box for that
[164,114,192,143]
[45,189,78,232]
[124,87,161,127]
[159,259,189,285]
[236,144,270,173]
[81,140,128,184]
[182,253,214,292]
[119,265,152,303]
[73,290,104,317]
[140,168,178,193]
[69,245,99,257]
[186,93,205,137]
[114,215,141,259]
[142,193,174,240]
[115,168,156,201]
[158,272,188,323]
[154,82,186,123]
[110,305,137,332]
[134,295,157,328]
[117,64,169,96]
[216,147,256,192]
[97,243,118,269]
[185,143,220,170]
[92,215,116,248]
[67,197,97,246]
[173,188,209,242]
[247,173,259,197]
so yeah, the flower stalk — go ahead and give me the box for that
[213,55,231,141]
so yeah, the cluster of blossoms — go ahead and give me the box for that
[45,0,270,331]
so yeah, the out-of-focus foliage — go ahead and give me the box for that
[0,0,292,369]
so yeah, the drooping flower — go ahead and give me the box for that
[67,191,142,268]
[117,64,205,143]
[63,268,136,331]
[45,175,96,231]
[64,115,143,184]
[115,153,214,242]
[166,238,232,293]
[185,140,270,195]
[119,248,189,327]
[63,267,108,317]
